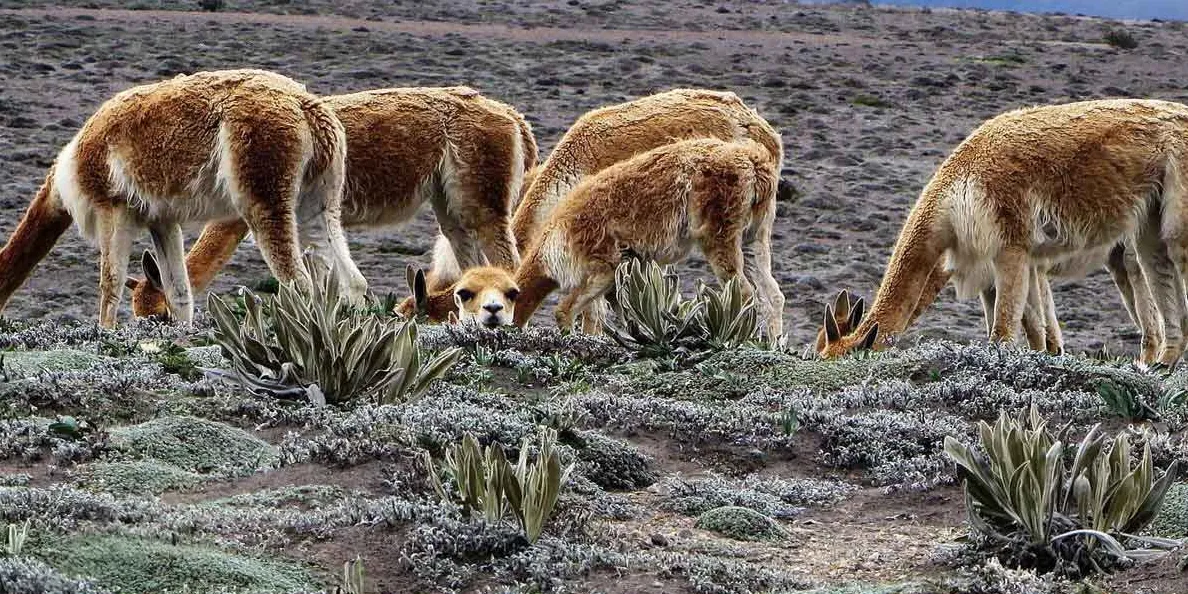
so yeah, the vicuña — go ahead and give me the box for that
[0,69,367,327]
[402,87,789,324]
[126,86,535,320]
[510,137,785,339]
[818,99,1188,366]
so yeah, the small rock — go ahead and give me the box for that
[650,533,669,547]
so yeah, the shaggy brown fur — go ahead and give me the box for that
[818,99,1188,366]
[127,86,536,319]
[0,69,367,328]
[403,87,786,323]
[511,138,785,339]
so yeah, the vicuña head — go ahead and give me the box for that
[814,289,879,356]
[395,265,518,327]
[452,266,520,328]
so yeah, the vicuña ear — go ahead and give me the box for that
[413,269,428,312]
[824,305,841,343]
[833,289,851,320]
[142,250,163,291]
[125,278,141,291]
[859,323,880,351]
[848,297,866,328]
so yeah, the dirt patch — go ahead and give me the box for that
[160,461,391,505]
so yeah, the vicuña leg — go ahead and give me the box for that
[990,246,1030,343]
[1133,222,1184,366]
[97,210,134,329]
[556,266,615,334]
[742,220,785,341]
[148,223,193,323]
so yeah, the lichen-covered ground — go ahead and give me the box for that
[0,315,1185,593]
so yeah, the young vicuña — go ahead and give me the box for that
[510,137,785,339]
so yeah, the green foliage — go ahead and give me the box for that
[33,534,314,594]
[696,277,761,350]
[851,94,893,108]
[108,416,278,477]
[605,259,702,358]
[149,342,201,381]
[780,407,801,437]
[336,555,366,594]
[207,254,461,405]
[77,460,203,495]
[471,344,496,367]
[426,429,575,543]
[47,416,90,441]
[605,260,767,360]
[250,276,280,294]
[944,405,1182,576]
[0,350,106,376]
[695,505,786,541]
[197,0,226,12]
[1148,482,1188,538]
[4,519,29,556]
[1095,379,1186,421]
[1103,28,1138,49]
[542,353,584,382]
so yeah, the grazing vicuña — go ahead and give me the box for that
[818,99,1188,366]
[126,86,535,320]
[0,69,366,327]
[511,137,785,339]
[402,87,788,323]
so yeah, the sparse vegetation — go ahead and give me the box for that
[850,94,893,108]
[1095,378,1187,421]
[945,405,1182,576]
[605,259,768,360]
[3,2,1188,592]
[695,505,787,541]
[207,255,461,405]
[4,520,29,556]
[1103,28,1138,49]
[425,428,576,543]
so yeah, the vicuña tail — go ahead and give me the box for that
[0,167,74,312]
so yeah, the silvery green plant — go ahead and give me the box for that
[335,555,365,594]
[3,520,29,556]
[605,260,766,358]
[426,429,575,543]
[944,405,1182,575]
[207,254,461,405]
[695,276,760,350]
[604,259,702,358]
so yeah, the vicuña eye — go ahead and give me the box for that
[456,289,475,302]
[505,289,520,301]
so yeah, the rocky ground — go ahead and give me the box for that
[1,2,1187,594]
